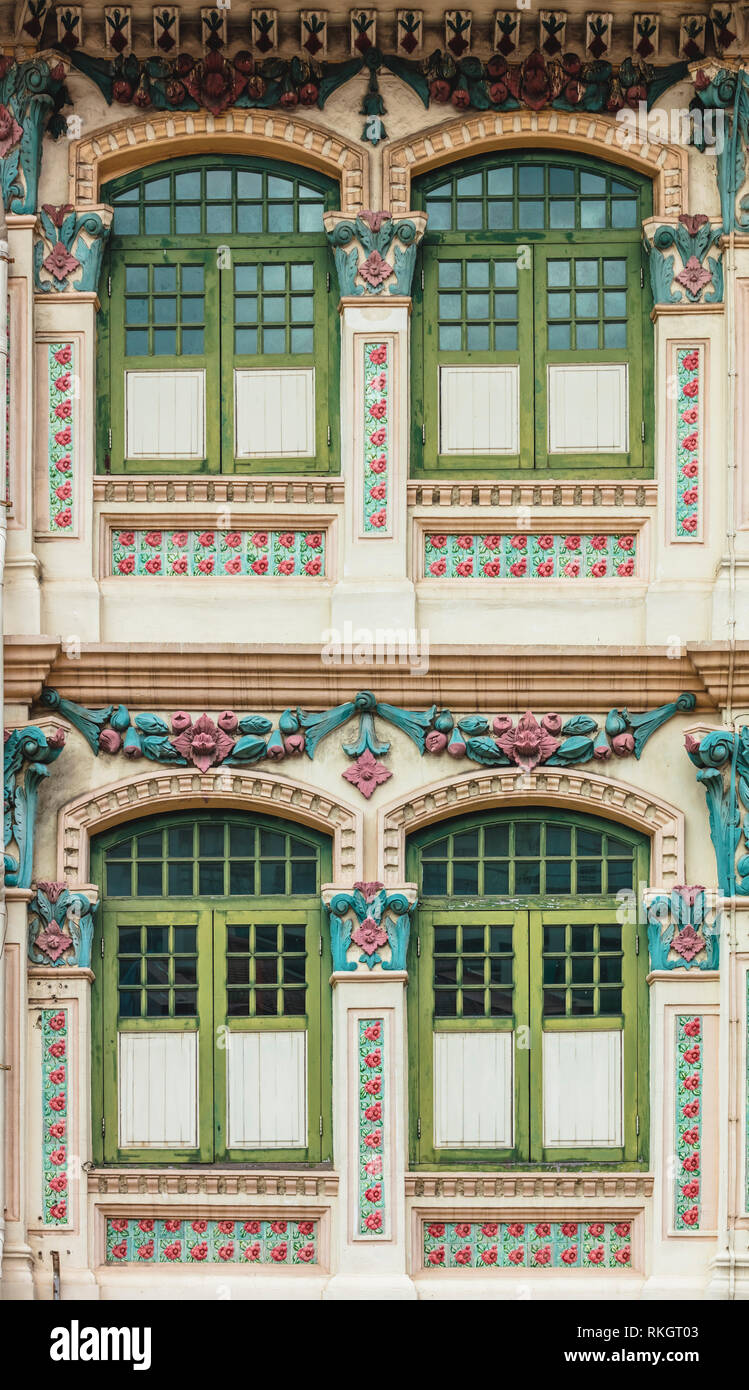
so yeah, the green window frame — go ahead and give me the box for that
[91,811,332,1165]
[98,155,340,476]
[407,809,649,1169]
[411,151,653,479]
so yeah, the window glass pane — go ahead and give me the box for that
[206,170,232,199]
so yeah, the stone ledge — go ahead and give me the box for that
[87,1171,339,1196]
[405,1173,655,1198]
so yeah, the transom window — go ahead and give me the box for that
[100,155,338,476]
[412,150,652,478]
[409,810,648,1168]
[93,811,331,1166]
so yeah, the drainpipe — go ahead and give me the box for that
[0,193,9,1289]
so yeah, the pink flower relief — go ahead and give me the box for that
[364,1155,383,1176]
[0,103,23,158]
[682,487,698,505]
[368,345,387,365]
[54,508,72,528]
[369,427,387,447]
[682,351,699,371]
[304,557,322,576]
[510,558,527,577]
[369,483,387,501]
[681,407,699,425]
[369,398,387,420]
[563,560,580,577]
[681,460,699,477]
[455,559,473,577]
[43,242,81,284]
[591,560,607,577]
[224,556,243,574]
[682,379,699,399]
[55,481,72,501]
[54,373,72,393]
[536,559,555,577]
[54,426,71,447]
[681,515,699,532]
[55,456,72,473]
[54,398,72,421]
[369,455,387,474]
[171,555,188,574]
[682,432,699,451]
[617,560,634,577]
[368,509,387,528]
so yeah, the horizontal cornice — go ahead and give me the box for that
[7,639,749,714]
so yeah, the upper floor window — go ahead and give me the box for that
[411,151,653,479]
[98,156,339,476]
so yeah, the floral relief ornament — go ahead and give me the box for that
[359,1020,386,1235]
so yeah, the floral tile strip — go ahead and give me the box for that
[423,1220,634,1269]
[106,1218,319,1264]
[675,1014,702,1230]
[363,342,389,534]
[358,1019,385,1235]
[5,296,10,506]
[424,533,637,579]
[48,342,74,532]
[42,1009,69,1226]
[675,347,701,540]
[111,529,326,577]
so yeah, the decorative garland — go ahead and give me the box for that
[40,687,696,799]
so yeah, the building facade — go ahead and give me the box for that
[1,0,749,1301]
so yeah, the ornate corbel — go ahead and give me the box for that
[4,724,66,889]
[28,881,99,968]
[324,210,427,298]
[684,726,749,896]
[644,886,720,971]
[33,202,113,295]
[642,215,723,305]
[0,56,71,214]
[323,882,417,973]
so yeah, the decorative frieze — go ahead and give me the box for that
[445,10,472,57]
[710,4,741,57]
[301,11,328,58]
[42,1009,70,1227]
[645,887,719,971]
[643,218,723,307]
[423,532,639,581]
[201,6,227,52]
[153,6,180,53]
[106,1217,318,1264]
[540,11,567,56]
[493,10,519,58]
[325,211,426,299]
[423,1219,634,1269]
[358,1020,386,1235]
[363,342,390,535]
[325,883,415,971]
[110,528,326,578]
[397,9,423,56]
[351,8,376,55]
[57,6,83,51]
[46,343,75,535]
[585,13,612,59]
[104,6,132,54]
[250,9,278,54]
[28,882,98,969]
[674,1016,703,1231]
[633,14,659,60]
[674,346,702,541]
[680,14,707,59]
[4,725,66,889]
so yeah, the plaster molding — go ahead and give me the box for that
[406,1175,654,1197]
[69,110,368,212]
[377,765,684,886]
[57,768,362,884]
[384,108,687,216]
[407,481,659,510]
[92,478,345,506]
[88,1172,339,1196]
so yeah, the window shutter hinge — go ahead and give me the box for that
[421,424,426,446]
[420,267,424,291]
[417,1117,422,1139]
[635,933,639,956]
[640,420,645,443]
[101,1116,106,1137]
[640,267,644,289]
[327,424,331,447]
[636,1114,640,1137]
[319,1115,323,1137]
[108,427,113,449]
[326,271,330,292]
[416,935,421,957]
[107,275,111,297]
[318,934,322,956]
[100,936,105,958]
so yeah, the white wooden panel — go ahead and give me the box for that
[226,1030,307,1148]
[434,1032,513,1148]
[439,365,519,455]
[234,368,315,458]
[547,364,628,453]
[118,1032,198,1148]
[125,370,205,459]
[543,1030,623,1147]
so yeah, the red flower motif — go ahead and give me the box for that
[118,555,135,574]
[456,559,473,577]
[507,1223,525,1238]
[0,104,23,158]
[54,508,72,528]
[304,557,322,576]
[190,1242,208,1260]
[171,713,234,772]
[365,1212,382,1231]
[454,1223,472,1238]
[270,1243,288,1262]
[495,710,560,772]
[427,1246,445,1264]
[429,558,447,576]
[682,379,699,399]
[427,1223,445,1238]
[352,915,388,956]
[364,1022,381,1041]
[682,432,699,451]
[369,345,387,365]
[369,398,387,420]
[43,242,81,284]
[510,558,527,576]
[304,532,322,549]
[369,428,387,447]
[480,1247,498,1264]
[508,1247,525,1264]
[342,750,392,799]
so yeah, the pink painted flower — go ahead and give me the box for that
[368,509,387,528]
[681,1208,699,1226]
[171,555,188,574]
[222,555,242,574]
[369,398,387,420]
[682,1153,700,1171]
[298,1243,315,1262]
[43,242,81,284]
[118,555,135,574]
[54,345,72,366]
[169,531,188,546]
[456,534,474,549]
[55,481,72,501]
[190,1243,208,1261]
[427,1247,445,1265]
[561,1223,578,1237]
[143,530,162,547]
[480,1247,498,1265]
[54,426,71,447]
[507,1223,525,1238]
[144,556,162,574]
[369,428,387,447]
[364,1022,381,1041]
[510,558,527,577]
[54,508,72,528]
[49,1175,67,1192]
[683,1101,700,1119]
[171,713,234,772]
[684,1045,701,1065]
[537,534,554,549]
[192,1220,207,1233]
[49,1147,66,1164]
[277,559,295,575]
[508,1248,525,1265]
[342,750,392,799]
[429,558,447,576]
[682,352,699,372]
[364,1050,381,1068]
[682,460,699,477]
[681,406,699,425]
[304,532,322,549]
[427,1223,445,1239]
[682,431,699,451]
[198,556,215,574]
[683,1074,700,1092]
[251,556,268,574]
[364,1156,382,1176]
[224,532,242,548]
[682,487,698,505]
[587,1245,605,1264]
[118,531,134,546]
[0,104,23,158]
[617,560,634,577]
[483,560,500,577]
[483,534,501,550]
[614,1245,631,1263]
[369,483,387,501]
[561,1246,578,1264]
[218,1244,234,1261]
[55,373,72,393]
[455,559,473,577]
[244,1243,261,1261]
[682,1126,700,1145]
[49,1013,66,1031]
[364,1102,381,1121]
[455,1246,472,1264]
[675,256,712,298]
[270,1243,288,1262]
[681,514,699,532]
[48,1042,66,1059]
[365,1212,382,1231]
[591,560,607,577]
[49,1202,67,1221]
[684,1018,701,1036]
[164,1220,181,1232]
[369,455,387,474]
[369,345,387,365]
[352,915,388,956]
[49,1066,66,1085]
[563,561,580,577]
[510,534,527,549]
[55,456,72,473]
[360,250,393,288]
[495,710,560,772]
[163,1242,181,1261]
[110,1219,128,1233]
[304,557,322,576]
[536,559,555,577]
[111,1242,127,1260]
[54,398,72,421]
[363,1078,381,1097]
[563,535,581,550]
[251,532,268,546]
[682,1180,700,1198]
[682,379,699,399]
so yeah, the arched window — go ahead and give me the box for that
[91,811,332,1165]
[406,809,649,1167]
[411,150,653,478]
[98,156,339,475]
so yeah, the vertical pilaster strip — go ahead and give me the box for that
[358,1017,386,1236]
[41,1007,69,1226]
[47,342,75,533]
[674,345,701,540]
[674,1013,703,1230]
[362,342,390,535]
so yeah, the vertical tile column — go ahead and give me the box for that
[321,883,417,1299]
